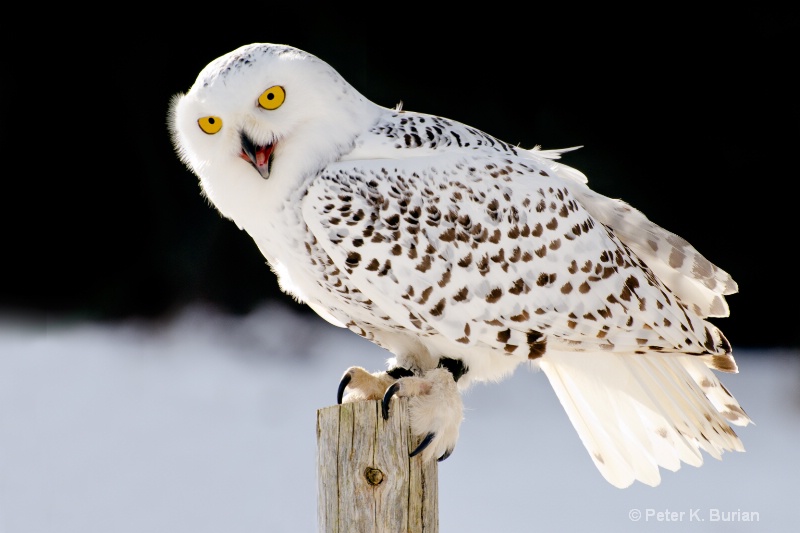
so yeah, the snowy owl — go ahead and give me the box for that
[169,43,750,488]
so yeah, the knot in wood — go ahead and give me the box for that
[364,467,384,486]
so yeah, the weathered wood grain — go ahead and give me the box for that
[317,398,438,533]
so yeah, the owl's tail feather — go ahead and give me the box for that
[539,350,750,488]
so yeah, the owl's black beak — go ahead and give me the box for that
[239,131,274,180]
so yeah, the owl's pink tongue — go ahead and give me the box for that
[240,143,274,168]
[253,144,274,167]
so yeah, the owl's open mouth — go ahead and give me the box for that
[239,131,275,180]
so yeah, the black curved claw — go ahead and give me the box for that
[381,382,400,420]
[438,448,453,462]
[337,372,352,405]
[409,432,436,458]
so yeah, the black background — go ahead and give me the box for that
[31,8,799,349]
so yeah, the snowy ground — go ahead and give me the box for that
[3,303,799,532]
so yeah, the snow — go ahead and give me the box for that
[2,304,798,532]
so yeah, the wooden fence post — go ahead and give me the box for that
[317,398,438,532]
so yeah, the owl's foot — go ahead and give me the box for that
[382,367,464,462]
[336,366,410,404]
[337,362,465,462]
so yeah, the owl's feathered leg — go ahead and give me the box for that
[337,359,466,462]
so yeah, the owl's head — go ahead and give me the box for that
[168,43,380,222]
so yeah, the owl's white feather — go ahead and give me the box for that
[169,43,750,486]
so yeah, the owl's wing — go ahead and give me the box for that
[302,150,748,488]
[568,183,737,319]
[301,151,731,361]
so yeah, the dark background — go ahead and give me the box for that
[30,8,799,349]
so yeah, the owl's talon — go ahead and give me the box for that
[337,371,352,404]
[381,382,400,420]
[438,449,453,462]
[409,432,436,458]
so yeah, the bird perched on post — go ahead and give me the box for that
[169,42,750,488]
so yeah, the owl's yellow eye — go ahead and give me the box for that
[198,116,223,134]
[258,86,285,110]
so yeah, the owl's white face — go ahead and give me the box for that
[169,43,380,224]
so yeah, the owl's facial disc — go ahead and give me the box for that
[239,131,275,180]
